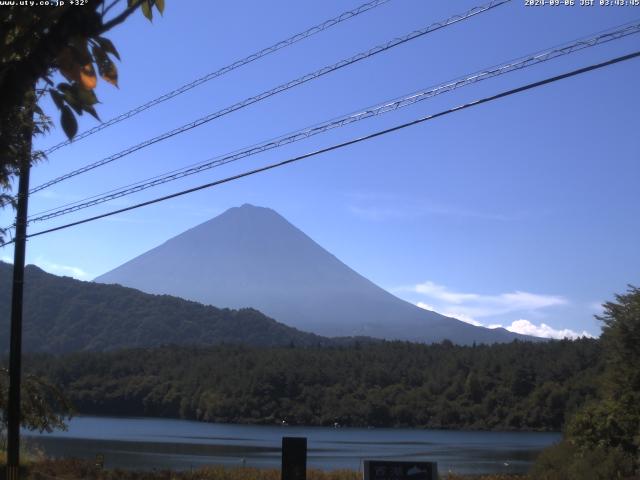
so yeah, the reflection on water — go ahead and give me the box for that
[24,416,560,475]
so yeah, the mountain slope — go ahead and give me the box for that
[0,262,330,354]
[96,204,537,344]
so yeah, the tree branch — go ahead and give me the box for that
[102,0,123,17]
[98,0,143,35]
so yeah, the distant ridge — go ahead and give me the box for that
[0,261,333,354]
[95,204,539,345]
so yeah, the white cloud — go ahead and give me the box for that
[414,281,480,304]
[416,302,436,311]
[405,280,592,338]
[417,302,483,327]
[405,281,567,318]
[489,319,595,340]
[1,256,12,264]
[35,259,90,280]
[446,312,483,327]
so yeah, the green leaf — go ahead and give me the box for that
[155,0,165,14]
[56,82,71,93]
[67,36,92,65]
[50,89,65,110]
[84,105,100,121]
[95,36,120,61]
[76,87,98,106]
[60,84,84,115]
[92,44,108,66]
[60,105,78,139]
[141,0,153,21]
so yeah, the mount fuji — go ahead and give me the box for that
[95,204,538,344]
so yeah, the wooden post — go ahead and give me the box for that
[282,437,307,480]
[5,90,34,480]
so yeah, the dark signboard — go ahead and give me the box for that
[282,436,307,480]
[363,460,438,480]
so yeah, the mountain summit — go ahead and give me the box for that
[95,204,535,344]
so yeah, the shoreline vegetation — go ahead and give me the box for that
[25,339,600,432]
[7,458,527,480]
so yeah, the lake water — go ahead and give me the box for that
[24,416,560,475]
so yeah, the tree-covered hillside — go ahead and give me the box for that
[531,286,640,479]
[0,262,331,352]
[27,339,601,431]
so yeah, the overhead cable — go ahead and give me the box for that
[25,20,640,224]
[5,49,635,246]
[29,0,510,195]
[41,0,394,155]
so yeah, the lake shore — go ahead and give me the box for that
[23,415,557,474]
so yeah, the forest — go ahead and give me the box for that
[25,338,601,431]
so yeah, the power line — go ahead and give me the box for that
[29,0,510,196]
[6,49,636,247]
[41,0,393,156]
[25,20,640,225]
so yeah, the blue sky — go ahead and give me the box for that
[1,0,639,338]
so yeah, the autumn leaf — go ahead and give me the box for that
[79,63,97,90]
[101,61,118,87]
[92,44,119,87]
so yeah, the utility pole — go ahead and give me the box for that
[6,92,34,480]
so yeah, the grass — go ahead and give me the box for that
[11,459,527,480]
